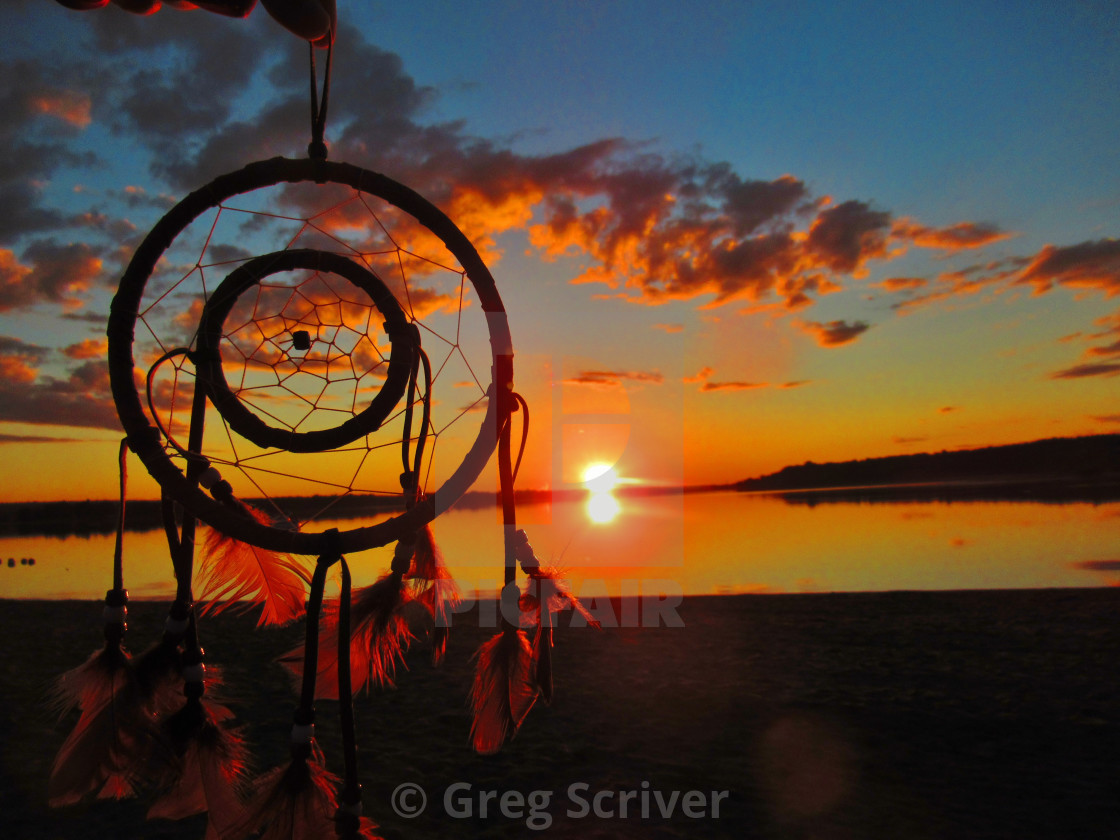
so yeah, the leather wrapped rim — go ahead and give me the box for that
[108,157,512,555]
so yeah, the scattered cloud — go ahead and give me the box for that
[0,240,104,311]
[0,335,49,383]
[796,319,870,347]
[653,322,684,333]
[1050,362,1120,380]
[0,334,119,429]
[780,380,811,389]
[0,433,82,444]
[874,277,928,292]
[684,366,714,384]
[1017,239,1120,298]
[0,357,120,430]
[63,338,107,359]
[565,369,664,387]
[700,380,768,392]
[1071,560,1120,572]
[892,219,1013,251]
[1089,414,1120,424]
[939,406,959,413]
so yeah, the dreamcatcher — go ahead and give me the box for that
[47,3,592,838]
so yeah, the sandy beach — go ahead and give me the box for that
[3,589,1119,839]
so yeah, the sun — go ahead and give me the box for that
[581,462,619,493]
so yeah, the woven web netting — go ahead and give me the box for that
[138,181,494,529]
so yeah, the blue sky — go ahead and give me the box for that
[1,1,1118,500]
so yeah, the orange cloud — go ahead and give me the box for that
[796,319,871,347]
[1018,239,1120,297]
[874,277,928,292]
[63,338,107,360]
[565,370,664,387]
[1050,362,1120,379]
[0,240,104,311]
[30,89,92,128]
[0,336,46,384]
[892,219,1013,251]
[700,380,768,392]
[684,366,715,384]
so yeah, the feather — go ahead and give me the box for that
[132,637,187,718]
[48,668,166,806]
[280,573,413,699]
[229,744,340,840]
[407,524,459,664]
[533,624,554,705]
[197,518,309,627]
[469,628,538,755]
[520,566,601,629]
[147,697,249,837]
[50,642,131,721]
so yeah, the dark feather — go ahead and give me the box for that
[229,745,340,840]
[521,566,601,628]
[147,697,249,836]
[407,525,459,663]
[50,642,130,721]
[132,637,186,718]
[469,629,538,754]
[280,574,413,699]
[48,668,165,807]
[534,625,554,704]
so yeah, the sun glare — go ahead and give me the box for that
[581,462,619,493]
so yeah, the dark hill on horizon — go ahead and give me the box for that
[734,434,1120,493]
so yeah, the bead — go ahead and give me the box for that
[182,662,205,682]
[291,722,315,746]
[165,615,189,635]
[199,466,222,489]
[102,605,127,625]
[500,581,521,614]
[339,797,363,817]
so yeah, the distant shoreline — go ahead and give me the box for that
[3,433,1117,537]
[2,475,1119,538]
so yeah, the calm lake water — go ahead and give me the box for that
[1,491,1118,601]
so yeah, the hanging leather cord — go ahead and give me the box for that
[399,338,432,508]
[497,391,518,592]
[112,438,128,593]
[308,36,333,160]
[511,391,529,484]
[334,555,364,833]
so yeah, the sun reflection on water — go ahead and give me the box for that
[582,462,622,525]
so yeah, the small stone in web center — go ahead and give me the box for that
[291,330,312,351]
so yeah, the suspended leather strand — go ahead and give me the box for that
[308,35,333,159]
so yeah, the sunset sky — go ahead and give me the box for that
[1,1,1118,503]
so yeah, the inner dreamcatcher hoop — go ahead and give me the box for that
[107,156,513,556]
[194,248,414,453]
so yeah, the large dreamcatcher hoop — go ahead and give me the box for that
[50,11,597,839]
[108,156,513,556]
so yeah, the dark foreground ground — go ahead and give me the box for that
[2,590,1119,839]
